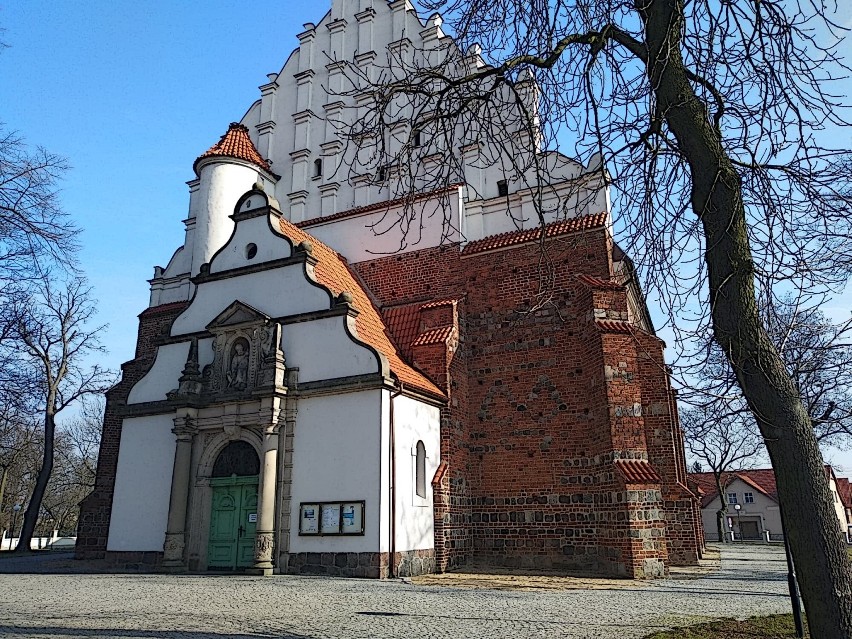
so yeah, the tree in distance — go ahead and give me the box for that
[9,276,112,553]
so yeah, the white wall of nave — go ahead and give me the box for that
[392,394,440,552]
[107,415,176,551]
[288,391,385,554]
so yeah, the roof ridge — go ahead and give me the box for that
[461,211,608,256]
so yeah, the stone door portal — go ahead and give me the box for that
[206,441,261,570]
[208,477,258,569]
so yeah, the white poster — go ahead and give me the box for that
[321,503,341,534]
[341,502,363,534]
[300,504,319,534]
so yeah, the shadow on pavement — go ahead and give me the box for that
[0,626,312,639]
[356,610,671,631]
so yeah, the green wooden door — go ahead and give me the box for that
[207,476,258,570]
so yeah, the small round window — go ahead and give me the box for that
[245,243,258,260]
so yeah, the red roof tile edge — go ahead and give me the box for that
[411,325,454,346]
[689,470,780,508]
[139,301,190,317]
[432,461,448,487]
[576,273,625,290]
[296,183,465,229]
[595,319,634,334]
[419,298,459,309]
[275,217,444,399]
[461,211,608,256]
[614,459,662,484]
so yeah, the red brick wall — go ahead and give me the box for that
[76,303,188,558]
[353,226,699,576]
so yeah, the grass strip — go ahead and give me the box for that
[644,614,806,638]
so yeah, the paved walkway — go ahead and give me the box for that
[0,545,792,639]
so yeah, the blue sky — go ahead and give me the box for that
[1,2,851,467]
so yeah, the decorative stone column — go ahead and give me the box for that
[277,368,299,572]
[252,405,281,576]
[162,413,197,569]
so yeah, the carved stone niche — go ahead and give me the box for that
[201,301,286,398]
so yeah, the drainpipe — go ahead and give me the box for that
[389,382,403,578]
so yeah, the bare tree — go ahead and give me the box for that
[10,277,112,552]
[682,406,764,542]
[335,0,852,634]
[0,125,77,282]
[62,396,103,489]
[768,303,852,448]
[0,409,38,538]
[40,429,98,536]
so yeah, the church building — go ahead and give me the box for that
[77,0,702,578]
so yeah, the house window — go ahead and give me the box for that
[497,179,508,197]
[744,492,754,504]
[313,158,322,179]
[377,165,387,182]
[415,441,426,498]
[727,492,738,505]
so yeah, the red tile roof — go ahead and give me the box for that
[194,123,273,175]
[691,466,845,509]
[837,477,852,510]
[432,460,448,487]
[595,319,633,334]
[276,217,444,399]
[460,211,608,256]
[690,470,779,508]
[381,303,422,360]
[411,325,454,346]
[296,183,464,229]
[139,301,190,318]
[420,298,458,309]
[576,274,624,290]
[614,459,661,484]
[382,298,462,360]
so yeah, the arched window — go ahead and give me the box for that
[412,128,422,147]
[313,158,323,178]
[415,440,426,498]
[212,441,260,477]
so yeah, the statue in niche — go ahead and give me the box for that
[260,324,276,360]
[227,338,250,390]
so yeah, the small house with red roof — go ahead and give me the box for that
[690,468,851,542]
[77,0,702,578]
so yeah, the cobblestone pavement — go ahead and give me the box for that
[0,545,792,639]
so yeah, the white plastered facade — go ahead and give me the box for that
[109,187,442,575]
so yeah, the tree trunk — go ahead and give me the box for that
[0,465,8,518]
[14,411,55,553]
[713,474,728,543]
[639,0,852,635]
